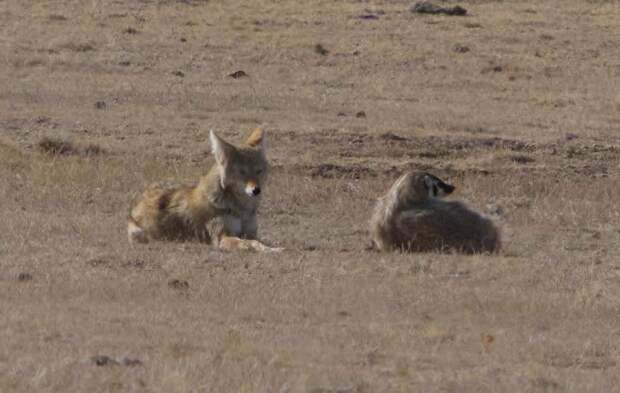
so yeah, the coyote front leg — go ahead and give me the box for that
[208,216,283,252]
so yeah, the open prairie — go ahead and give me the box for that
[1,0,620,391]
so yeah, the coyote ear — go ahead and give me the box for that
[209,130,234,166]
[246,127,265,149]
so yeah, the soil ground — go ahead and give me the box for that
[1,0,620,391]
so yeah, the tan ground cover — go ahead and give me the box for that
[1,0,619,391]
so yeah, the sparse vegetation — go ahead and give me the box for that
[37,137,78,155]
[1,0,619,392]
[37,137,105,156]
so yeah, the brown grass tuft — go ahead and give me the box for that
[37,137,78,155]
[37,137,105,156]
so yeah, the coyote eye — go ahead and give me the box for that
[239,168,248,176]
[256,169,263,175]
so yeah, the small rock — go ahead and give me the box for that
[95,101,106,109]
[120,357,143,366]
[228,70,248,79]
[35,116,51,124]
[481,64,503,74]
[453,44,470,53]
[123,27,139,34]
[118,61,131,66]
[411,2,467,16]
[314,44,329,56]
[92,355,142,367]
[566,133,578,141]
[355,111,366,118]
[17,272,32,282]
[359,13,379,20]
[168,279,189,290]
[180,37,187,42]
[49,14,67,21]
[482,333,495,345]
[87,257,109,267]
[92,355,119,366]
[172,70,185,77]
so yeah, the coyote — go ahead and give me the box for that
[127,127,283,252]
[370,171,500,253]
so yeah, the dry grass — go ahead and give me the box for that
[1,0,620,392]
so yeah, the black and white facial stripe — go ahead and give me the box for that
[423,173,455,198]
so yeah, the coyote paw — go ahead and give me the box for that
[253,240,284,253]
[128,222,149,244]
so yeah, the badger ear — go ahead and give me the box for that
[209,130,235,167]
[245,127,265,149]
[423,174,440,198]
[423,173,455,197]
[423,174,436,191]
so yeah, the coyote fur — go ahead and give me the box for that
[371,171,500,253]
[127,127,282,252]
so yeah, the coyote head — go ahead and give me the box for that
[209,127,269,198]
[393,171,455,204]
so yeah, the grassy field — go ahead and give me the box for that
[1,0,620,391]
